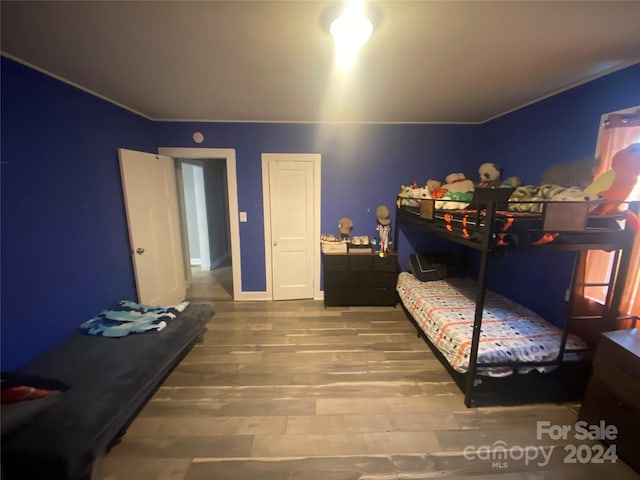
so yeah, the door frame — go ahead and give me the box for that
[159,147,241,300]
[262,153,322,300]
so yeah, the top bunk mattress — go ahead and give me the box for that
[396,272,588,377]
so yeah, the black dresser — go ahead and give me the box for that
[322,252,400,307]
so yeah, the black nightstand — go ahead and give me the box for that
[322,252,399,307]
[579,329,640,473]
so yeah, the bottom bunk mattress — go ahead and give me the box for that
[396,272,588,377]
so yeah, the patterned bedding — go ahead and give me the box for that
[396,272,588,377]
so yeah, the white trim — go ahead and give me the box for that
[159,147,242,300]
[174,165,193,289]
[234,291,272,301]
[261,153,322,301]
[261,156,274,300]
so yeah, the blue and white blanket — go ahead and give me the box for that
[79,300,190,337]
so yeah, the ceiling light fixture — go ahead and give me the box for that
[330,0,373,69]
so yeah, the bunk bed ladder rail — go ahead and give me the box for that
[602,224,636,332]
[569,203,637,335]
[562,202,636,363]
[463,198,497,407]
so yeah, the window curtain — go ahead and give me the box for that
[583,110,640,329]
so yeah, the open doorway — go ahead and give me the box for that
[179,159,233,301]
[159,147,241,302]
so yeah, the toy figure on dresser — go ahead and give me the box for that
[375,205,391,254]
[337,217,353,241]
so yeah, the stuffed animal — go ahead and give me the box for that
[397,182,437,207]
[397,185,412,207]
[542,156,597,189]
[433,173,475,198]
[501,176,521,188]
[478,163,502,188]
[407,186,431,200]
[426,179,442,193]
[477,162,522,189]
[585,142,640,217]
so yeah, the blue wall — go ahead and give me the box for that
[480,63,640,327]
[1,58,158,370]
[155,122,481,291]
[484,63,640,184]
[2,55,639,370]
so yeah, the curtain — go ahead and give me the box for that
[583,109,640,329]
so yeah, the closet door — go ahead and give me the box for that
[267,157,315,300]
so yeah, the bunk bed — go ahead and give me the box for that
[394,193,636,407]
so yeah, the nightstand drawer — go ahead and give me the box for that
[579,375,640,472]
[593,335,640,404]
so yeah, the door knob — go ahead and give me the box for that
[136,248,145,255]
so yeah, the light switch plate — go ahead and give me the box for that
[239,212,247,222]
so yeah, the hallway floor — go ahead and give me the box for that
[186,265,233,302]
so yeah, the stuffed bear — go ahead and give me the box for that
[398,180,446,207]
[477,163,502,188]
[433,173,475,198]
[478,162,521,189]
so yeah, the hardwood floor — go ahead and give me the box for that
[99,300,638,479]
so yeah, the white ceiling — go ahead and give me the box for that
[2,1,639,123]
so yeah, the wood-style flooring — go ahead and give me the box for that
[187,266,233,302]
[98,300,639,480]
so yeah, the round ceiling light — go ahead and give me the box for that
[329,0,374,69]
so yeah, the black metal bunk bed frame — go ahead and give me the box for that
[394,197,636,407]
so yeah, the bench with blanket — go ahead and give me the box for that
[1,302,213,480]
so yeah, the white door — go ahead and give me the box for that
[118,148,186,305]
[268,158,315,300]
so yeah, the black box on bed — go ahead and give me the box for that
[407,253,463,281]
